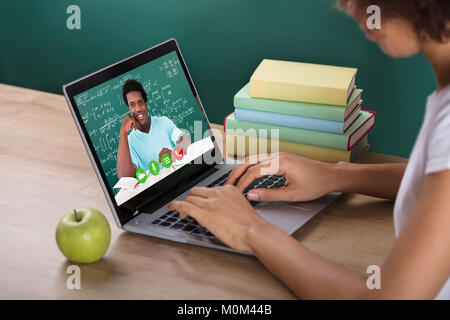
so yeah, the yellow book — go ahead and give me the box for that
[226,133,368,163]
[250,59,357,106]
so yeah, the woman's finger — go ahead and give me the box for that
[235,160,281,192]
[246,187,294,202]
[183,195,209,208]
[226,153,279,185]
[168,200,203,219]
[189,186,219,198]
[226,162,255,186]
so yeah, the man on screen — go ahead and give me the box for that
[116,79,191,179]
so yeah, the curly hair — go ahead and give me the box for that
[338,0,450,42]
[122,79,147,106]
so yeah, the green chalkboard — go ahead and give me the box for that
[74,51,206,193]
[0,0,437,158]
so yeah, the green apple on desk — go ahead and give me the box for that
[56,208,111,263]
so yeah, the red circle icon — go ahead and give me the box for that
[173,146,184,161]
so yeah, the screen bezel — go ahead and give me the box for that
[62,38,223,227]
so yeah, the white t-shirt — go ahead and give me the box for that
[394,85,450,300]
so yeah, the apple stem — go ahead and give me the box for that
[73,209,80,222]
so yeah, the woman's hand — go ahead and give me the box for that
[226,152,339,202]
[168,184,273,254]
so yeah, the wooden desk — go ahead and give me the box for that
[0,84,406,299]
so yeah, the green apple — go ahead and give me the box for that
[56,208,111,263]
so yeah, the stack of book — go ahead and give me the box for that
[225,59,375,163]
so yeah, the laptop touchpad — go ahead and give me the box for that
[255,193,341,234]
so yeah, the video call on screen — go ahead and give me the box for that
[74,51,209,197]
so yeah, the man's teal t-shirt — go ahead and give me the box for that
[127,116,183,170]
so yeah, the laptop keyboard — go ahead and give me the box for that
[150,170,286,239]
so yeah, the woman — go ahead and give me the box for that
[169,0,450,299]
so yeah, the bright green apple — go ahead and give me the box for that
[56,208,111,263]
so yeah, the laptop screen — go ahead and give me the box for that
[65,40,218,224]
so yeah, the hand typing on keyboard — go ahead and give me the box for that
[169,184,271,254]
[205,170,286,207]
[168,152,339,254]
[226,152,337,202]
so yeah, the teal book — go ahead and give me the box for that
[234,83,362,121]
[224,110,375,150]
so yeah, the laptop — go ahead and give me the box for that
[62,38,340,255]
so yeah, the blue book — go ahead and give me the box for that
[234,106,361,133]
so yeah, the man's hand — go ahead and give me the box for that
[176,134,191,155]
[159,148,172,163]
[169,184,272,254]
[120,113,137,135]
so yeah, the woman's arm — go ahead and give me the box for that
[226,153,407,202]
[169,169,450,299]
[334,161,407,200]
[249,169,450,299]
